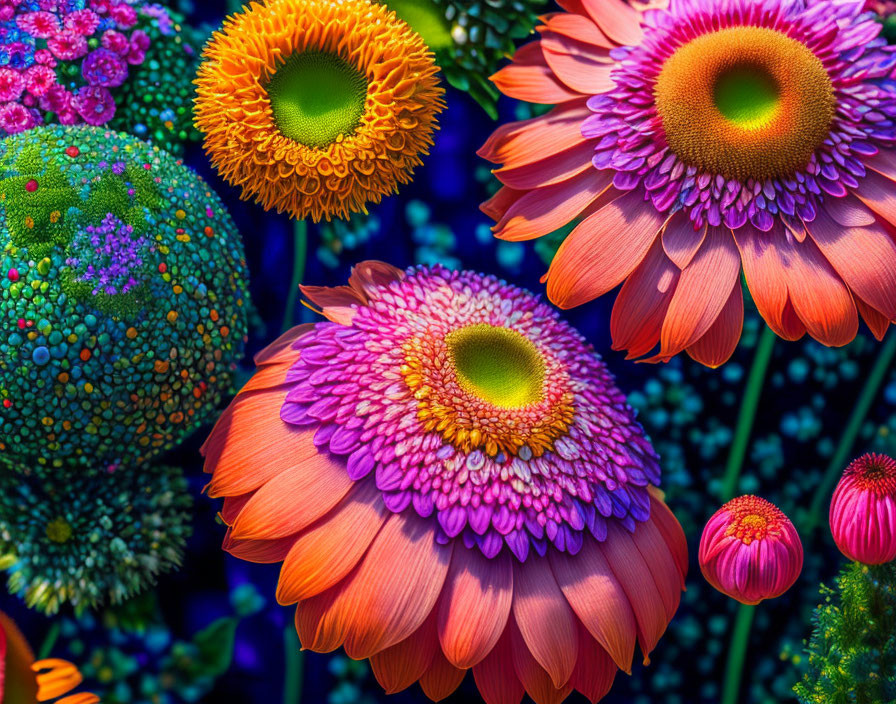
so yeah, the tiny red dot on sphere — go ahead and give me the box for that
[2,400,10,409]
[25,179,38,192]
[7,268,19,282]
[65,146,80,158]
[159,263,167,273]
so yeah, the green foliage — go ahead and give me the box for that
[794,561,896,704]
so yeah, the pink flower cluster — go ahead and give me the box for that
[0,0,153,135]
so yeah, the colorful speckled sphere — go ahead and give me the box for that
[0,125,250,474]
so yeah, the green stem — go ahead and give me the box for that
[806,331,896,533]
[720,325,776,501]
[721,603,756,704]
[283,626,304,704]
[37,622,60,660]
[281,220,308,334]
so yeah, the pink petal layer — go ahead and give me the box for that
[491,42,582,104]
[419,651,466,702]
[540,31,615,94]
[478,101,590,167]
[512,556,578,688]
[686,282,744,368]
[438,548,513,669]
[494,140,595,191]
[472,627,525,704]
[370,610,438,694]
[549,537,637,672]
[510,618,574,704]
[570,623,617,704]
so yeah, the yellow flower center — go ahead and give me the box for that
[446,324,545,408]
[265,51,368,149]
[46,517,73,543]
[655,26,835,181]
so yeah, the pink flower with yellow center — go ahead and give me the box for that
[203,262,688,704]
[699,495,803,604]
[830,453,896,564]
[481,0,896,366]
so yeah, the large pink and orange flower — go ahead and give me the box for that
[203,262,688,704]
[481,0,896,366]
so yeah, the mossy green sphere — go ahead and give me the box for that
[0,125,250,475]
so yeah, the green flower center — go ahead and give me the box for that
[380,0,454,50]
[266,51,368,149]
[714,65,781,129]
[446,324,545,408]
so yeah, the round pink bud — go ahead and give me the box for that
[830,453,896,565]
[699,495,803,605]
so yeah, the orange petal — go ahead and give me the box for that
[610,237,679,360]
[253,323,314,367]
[237,360,292,394]
[491,42,583,104]
[569,623,617,704]
[629,517,683,622]
[539,11,614,49]
[650,226,742,361]
[686,282,744,368]
[295,512,452,659]
[203,388,316,497]
[512,555,578,688]
[810,204,896,321]
[0,610,39,704]
[494,169,613,242]
[546,189,665,308]
[276,480,387,604]
[581,0,644,45]
[549,536,637,672]
[419,650,466,702]
[540,31,615,95]
[223,528,296,563]
[300,284,366,324]
[509,617,574,704]
[56,695,100,704]
[661,216,706,270]
[779,232,858,347]
[32,659,82,701]
[347,261,405,300]
[370,609,439,694]
[220,492,254,525]
[494,140,595,191]
[438,547,513,669]
[230,452,353,540]
[734,224,806,341]
[472,627,525,704]
[647,488,689,587]
[481,186,526,223]
[599,522,668,661]
[478,101,591,168]
[856,296,891,341]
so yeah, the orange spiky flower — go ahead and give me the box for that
[194,0,445,222]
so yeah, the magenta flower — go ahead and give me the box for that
[699,495,803,605]
[109,2,137,28]
[23,65,56,97]
[101,29,130,55]
[72,85,115,125]
[830,453,896,565]
[16,11,60,38]
[0,68,25,102]
[48,33,88,61]
[64,8,100,36]
[81,48,128,87]
[0,103,35,134]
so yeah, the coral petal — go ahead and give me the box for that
[647,488,689,587]
[546,190,665,308]
[230,452,353,540]
[478,101,590,167]
[473,627,526,704]
[509,618,574,704]
[253,323,315,367]
[549,538,637,672]
[491,42,582,104]
[495,140,595,191]
[348,261,405,300]
[570,623,617,704]
[294,512,452,659]
[370,610,439,694]
[223,529,296,564]
[276,480,387,604]
[540,31,615,94]
[438,548,513,669]
[494,169,613,242]
[686,281,744,368]
[419,651,466,701]
[511,556,578,688]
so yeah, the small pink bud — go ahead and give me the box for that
[699,495,803,604]
[830,453,896,565]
